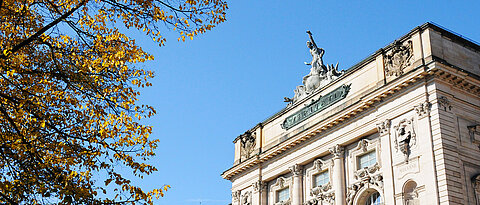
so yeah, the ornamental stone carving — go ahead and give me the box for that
[289,164,303,176]
[473,174,480,205]
[468,125,480,150]
[232,190,241,201]
[304,191,334,205]
[240,191,252,205]
[285,31,344,105]
[239,131,256,159]
[383,40,413,77]
[252,180,266,193]
[354,162,380,180]
[438,96,452,111]
[376,119,391,135]
[329,144,344,158]
[414,101,431,118]
[347,172,384,205]
[394,118,416,163]
[356,139,371,153]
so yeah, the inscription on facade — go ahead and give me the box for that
[281,84,351,130]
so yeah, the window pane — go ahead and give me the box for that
[359,151,377,169]
[277,188,289,202]
[314,171,329,187]
[365,191,382,205]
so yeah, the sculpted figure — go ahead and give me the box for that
[305,30,326,72]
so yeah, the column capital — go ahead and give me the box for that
[289,164,303,176]
[376,119,391,135]
[288,164,303,176]
[252,180,266,193]
[329,144,344,158]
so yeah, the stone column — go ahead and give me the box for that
[329,144,345,205]
[377,119,394,204]
[252,180,267,205]
[289,164,303,205]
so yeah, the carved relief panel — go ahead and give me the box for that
[239,131,257,160]
[393,118,416,163]
[383,40,414,79]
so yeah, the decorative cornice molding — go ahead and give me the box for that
[223,64,480,180]
[289,164,303,177]
[329,144,344,158]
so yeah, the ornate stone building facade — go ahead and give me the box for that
[222,23,480,205]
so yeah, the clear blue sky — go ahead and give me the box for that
[126,1,480,204]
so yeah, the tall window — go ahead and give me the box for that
[365,191,382,205]
[277,188,289,202]
[359,151,376,169]
[314,171,329,187]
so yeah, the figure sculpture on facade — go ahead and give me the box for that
[287,31,344,105]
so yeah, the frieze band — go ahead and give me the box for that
[281,84,351,130]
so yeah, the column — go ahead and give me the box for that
[377,119,395,204]
[289,164,303,205]
[252,180,267,205]
[329,144,346,205]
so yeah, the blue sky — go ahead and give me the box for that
[126,1,480,204]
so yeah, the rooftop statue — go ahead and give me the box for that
[285,31,344,106]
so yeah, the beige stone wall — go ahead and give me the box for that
[225,23,480,205]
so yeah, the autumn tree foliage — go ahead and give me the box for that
[0,0,226,204]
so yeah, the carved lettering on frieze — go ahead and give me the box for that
[414,101,431,118]
[394,118,416,163]
[240,131,256,159]
[376,119,391,135]
[384,40,414,77]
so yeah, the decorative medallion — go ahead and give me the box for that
[394,118,416,162]
[384,40,414,77]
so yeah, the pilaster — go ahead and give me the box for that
[329,144,345,205]
[289,164,303,205]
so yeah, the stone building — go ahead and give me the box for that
[221,23,480,205]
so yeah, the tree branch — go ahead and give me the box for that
[0,0,87,60]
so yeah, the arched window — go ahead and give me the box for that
[403,180,419,205]
[365,191,382,205]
